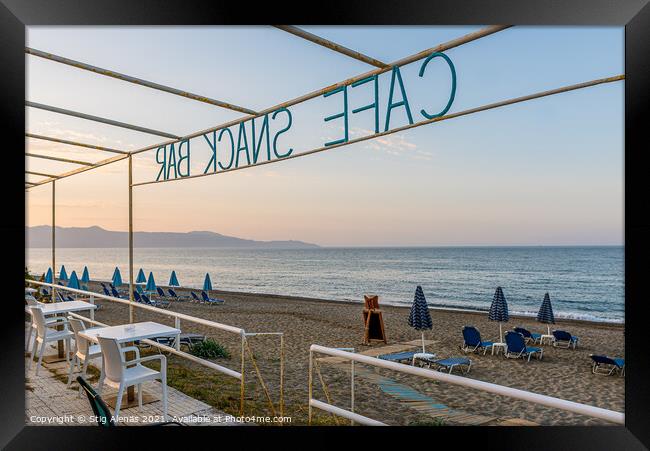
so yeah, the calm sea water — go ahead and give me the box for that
[26,246,624,323]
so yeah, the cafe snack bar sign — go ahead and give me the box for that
[153,52,456,181]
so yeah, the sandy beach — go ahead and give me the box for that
[83,282,624,426]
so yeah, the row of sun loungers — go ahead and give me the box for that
[97,283,225,306]
[378,325,623,377]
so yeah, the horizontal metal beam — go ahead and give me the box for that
[275,25,389,68]
[26,47,258,116]
[130,25,511,157]
[25,182,37,186]
[132,74,623,188]
[25,152,94,166]
[25,170,58,178]
[26,133,127,154]
[26,101,181,140]
[25,153,129,189]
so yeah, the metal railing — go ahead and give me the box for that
[26,280,284,417]
[308,344,625,426]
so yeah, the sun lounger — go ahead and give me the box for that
[504,331,543,361]
[461,326,494,354]
[513,327,541,344]
[413,353,472,374]
[157,287,167,298]
[201,291,224,304]
[590,354,625,376]
[377,351,419,364]
[141,293,169,308]
[190,291,202,303]
[552,330,578,349]
[168,288,189,301]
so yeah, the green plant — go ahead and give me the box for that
[189,339,231,360]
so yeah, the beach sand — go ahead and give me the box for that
[86,283,624,426]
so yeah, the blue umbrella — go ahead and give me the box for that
[488,286,509,343]
[408,285,433,352]
[136,268,147,284]
[44,267,53,284]
[537,292,556,336]
[145,272,157,293]
[169,271,180,287]
[203,273,212,291]
[68,271,80,289]
[59,265,68,282]
[81,266,90,283]
[112,267,123,287]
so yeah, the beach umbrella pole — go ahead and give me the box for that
[421,331,425,353]
[499,323,503,343]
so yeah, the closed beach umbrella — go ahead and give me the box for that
[488,286,509,343]
[537,292,555,335]
[59,265,68,282]
[169,270,180,287]
[81,266,90,284]
[112,267,123,287]
[145,272,157,293]
[44,267,53,284]
[408,285,433,353]
[136,268,146,284]
[203,273,212,291]
[68,271,80,289]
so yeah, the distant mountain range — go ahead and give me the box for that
[26,226,320,249]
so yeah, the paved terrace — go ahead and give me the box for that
[25,324,242,427]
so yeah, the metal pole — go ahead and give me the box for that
[51,180,55,302]
[26,48,258,115]
[279,334,285,419]
[26,153,94,166]
[26,101,181,140]
[26,133,127,154]
[351,359,355,426]
[240,334,246,416]
[308,349,313,425]
[128,155,134,323]
[275,25,389,68]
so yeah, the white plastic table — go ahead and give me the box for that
[540,334,555,345]
[79,321,181,405]
[79,321,180,344]
[492,342,507,355]
[27,300,97,316]
[27,301,97,359]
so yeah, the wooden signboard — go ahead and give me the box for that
[362,294,387,345]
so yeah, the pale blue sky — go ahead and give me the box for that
[25,26,624,246]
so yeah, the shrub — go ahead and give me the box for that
[189,339,230,360]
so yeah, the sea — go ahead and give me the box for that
[25,246,624,324]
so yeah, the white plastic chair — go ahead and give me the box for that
[67,318,103,394]
[96,336,168,420]
[25,298,61,352]
[27,306,73,376]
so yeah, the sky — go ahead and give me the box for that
[24,26,624,247]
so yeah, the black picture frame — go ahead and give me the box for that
[2,0,649,448]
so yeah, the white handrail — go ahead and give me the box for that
[309,344,624,425]
[28,280,244,334]
[309,400,386,426]
[66,312,242,380]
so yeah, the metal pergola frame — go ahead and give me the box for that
[25,25,624,323]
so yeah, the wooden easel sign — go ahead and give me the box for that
[362,294,387,345]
